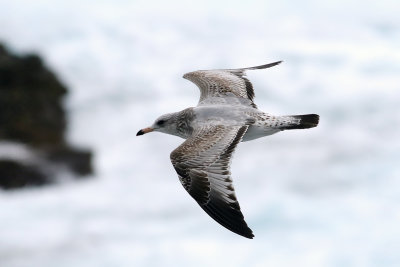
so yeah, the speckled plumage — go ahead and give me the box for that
[137,61,319,238]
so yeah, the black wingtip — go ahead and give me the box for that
[200,197,255,239]
[234,227,254,239]
[243,231,255,239]
[246,61,283,70]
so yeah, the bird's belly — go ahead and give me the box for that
[242,125,280,142]
[193,105,249,125]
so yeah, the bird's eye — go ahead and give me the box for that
[157,119,165,126]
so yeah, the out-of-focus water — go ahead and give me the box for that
[1,0,399,266]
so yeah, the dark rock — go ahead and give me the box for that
[0,43,93,190]
[47,147,93,176]
[0,44,67,146]
[0,160,49,190]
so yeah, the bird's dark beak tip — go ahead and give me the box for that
[136,130,144,136]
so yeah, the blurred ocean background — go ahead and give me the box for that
[1,0,399,266]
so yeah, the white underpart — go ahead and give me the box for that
[242,127,281,142]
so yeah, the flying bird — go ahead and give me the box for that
[137,61,319,238]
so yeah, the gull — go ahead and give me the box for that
[137,61,319,238]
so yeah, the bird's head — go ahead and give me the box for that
[137,113,177,136]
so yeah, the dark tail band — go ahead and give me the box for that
[282,114,319,130]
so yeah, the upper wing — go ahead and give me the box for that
[183,61,282,107]
[170,124,254,238]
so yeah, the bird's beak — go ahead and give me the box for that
[137,127,154,136]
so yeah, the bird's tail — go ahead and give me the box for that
[281,114,319,130]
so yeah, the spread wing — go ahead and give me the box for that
[183,61,282,107]
[170,124,254,238]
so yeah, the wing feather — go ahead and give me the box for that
[170,125,254,238]
[183,61,282,107]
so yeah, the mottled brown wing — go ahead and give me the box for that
[183,61,282,107]
[170,124,254,238]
